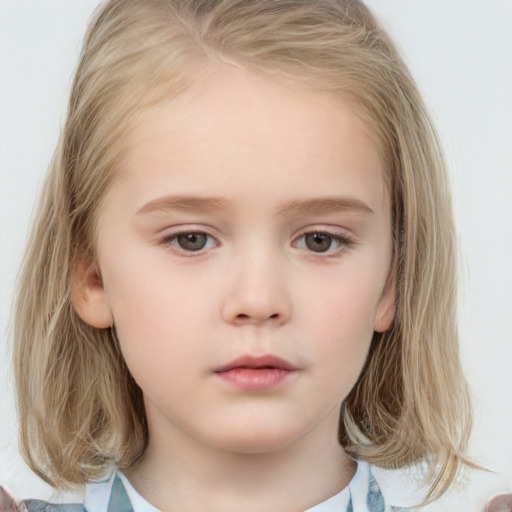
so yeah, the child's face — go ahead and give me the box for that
[78,65,394,456]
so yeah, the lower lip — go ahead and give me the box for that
[215,368,294,390]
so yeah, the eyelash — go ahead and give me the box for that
[160,230,218,256]
[159,227,355,257]
[292,228,355,256]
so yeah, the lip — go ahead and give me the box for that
[214,355,298,390]
[215,355,297,373]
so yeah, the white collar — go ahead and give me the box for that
[101,461,378,512]
[84,460,430,511]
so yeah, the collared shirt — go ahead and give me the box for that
[18,462,415,512]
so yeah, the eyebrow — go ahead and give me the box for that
[275,197,374,218]
[136,195,374,217]
[136,196,232,215]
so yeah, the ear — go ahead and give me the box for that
[374,279,396,333]
[70,256,113,328]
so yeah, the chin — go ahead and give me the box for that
[204,424,305,456]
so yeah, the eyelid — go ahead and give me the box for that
[159,226,220,256]
[292,225,357,254]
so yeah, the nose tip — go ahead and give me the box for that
[221,266,291,327]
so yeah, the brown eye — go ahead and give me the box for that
[176,232,209,251]
[304,232,334,253]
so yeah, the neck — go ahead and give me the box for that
[125,409,356,512]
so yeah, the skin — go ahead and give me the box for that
[74,65,395,512]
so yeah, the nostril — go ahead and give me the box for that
[233,312,280,323]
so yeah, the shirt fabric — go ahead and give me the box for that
[18,462,415,512]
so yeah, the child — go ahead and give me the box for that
[2,0,486,510]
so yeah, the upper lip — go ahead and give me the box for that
[214,355,297,373]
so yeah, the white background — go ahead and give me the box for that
[1,1,511,510]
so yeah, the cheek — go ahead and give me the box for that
[101,256,211,384]
[301,262,383,339]
[297,265,382,385]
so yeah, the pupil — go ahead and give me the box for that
[305,233,332,252]
[178,233,207,251]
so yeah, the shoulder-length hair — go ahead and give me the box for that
[12,0,472,501]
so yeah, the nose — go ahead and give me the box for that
[221,245,292,327]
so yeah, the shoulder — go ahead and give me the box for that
[0,486,86,512]
[0,488,84,512]
[367,462,430,510]
[1,487,85,512]
[19,502,85,512]
[0,469,131,512]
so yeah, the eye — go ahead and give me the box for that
[176,232,209,251]
[163,231,217,254]
[304,232,336,253]
[294,229,353,255]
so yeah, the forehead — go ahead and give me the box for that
[111,64,387,213]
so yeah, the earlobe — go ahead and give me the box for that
[70,257,113,328]
[374,281,395,333]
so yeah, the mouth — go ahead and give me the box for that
[215,355,297,373]
[213,355,298,390]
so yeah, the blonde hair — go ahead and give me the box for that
[13,0,472,501]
